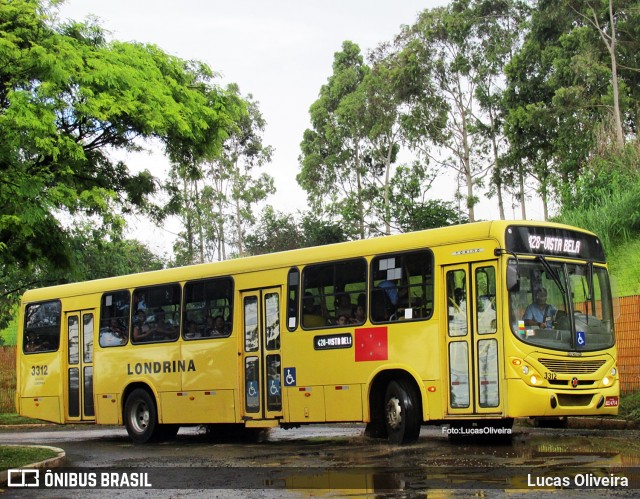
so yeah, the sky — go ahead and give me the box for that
[57,0,543,255]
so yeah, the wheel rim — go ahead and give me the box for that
[129,400,150,434]
[386,396,402,430]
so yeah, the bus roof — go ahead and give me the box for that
[21,220,598,303]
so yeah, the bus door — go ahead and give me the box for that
[444,262,502,416]
[65,310,96,422]
[240,288,283,421]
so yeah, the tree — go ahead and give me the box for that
[389,163,468,232]
[0,1,240,286]
[170,85,273,263]
[244,208,348,256]
[398,2,489,222]
[504,0,640,217]
[574,0,624,148]
[471,0,530,219]
[300,214,348,247]
[244,206,302,256]
[298,41,374,239]
[221,85,274,257]
[0,223,164,329]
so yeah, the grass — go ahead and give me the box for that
[0,413,46,425]
[0,309,18,346]
[619,391,640,422]
[0,445,59,470]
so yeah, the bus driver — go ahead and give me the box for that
[523,288,557,329]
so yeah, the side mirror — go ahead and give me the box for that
[507,264,520,292]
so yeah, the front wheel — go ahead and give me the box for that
[124,388,159,444]
[384,380,421,445]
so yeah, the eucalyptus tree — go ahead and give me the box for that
[222,85,274,257]
[398,1,491,222]
[170,85,273,262]
[299,38,430,237]
[357,43,408,235]
[470,0,530,219]
[298,41,373,239]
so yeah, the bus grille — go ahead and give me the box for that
[537,358,605,374]
[556,394,595,406]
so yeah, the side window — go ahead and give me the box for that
[132,284,181,344]
[476,266,497,334]
[286,268,299,331]
[99,291,130,347]
[302,259,367,328]
[371,250,434,323]
[447,269,468,337]
[183,277,234,340]
[23,301,61,353]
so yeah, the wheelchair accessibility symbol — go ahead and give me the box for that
[269,378,281,396]
[576,331,586,347]
[284,367,296,387]
[247,380,259,399]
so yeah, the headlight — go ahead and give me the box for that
[603,377,610,386]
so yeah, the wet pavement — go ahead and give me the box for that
[1,422,640,497]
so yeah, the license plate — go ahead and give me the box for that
[605,396,619,407]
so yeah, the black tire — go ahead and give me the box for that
[384,380,421,445]
[364,420,387,439]
[124,388,160,444]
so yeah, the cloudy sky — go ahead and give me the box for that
[57,1,537,253]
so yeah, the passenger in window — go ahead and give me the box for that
[135,294,147,311]
[523,288,557,329]
[204,316,215,336]
[303,292,325,327]
[209,315,228,337]
[133,309,151,342]
[453,288,465,308]
[379,281,399,308]
[152,308,176,340]
[25,332,40,352]
[335,293,353,318]
[336,313,350,326]
[352,304,366,324]
[185,320,201,339]
[373,281,399,321]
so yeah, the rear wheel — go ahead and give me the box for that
[384,380,421,445]
[124,388,159,444]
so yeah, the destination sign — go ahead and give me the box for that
[505,225,605,262]
[314,333,353,351]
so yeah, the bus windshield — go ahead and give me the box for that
[508,259,614,352]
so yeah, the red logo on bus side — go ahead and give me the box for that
[355,327,388,362]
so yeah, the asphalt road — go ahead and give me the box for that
[1,423,640,497]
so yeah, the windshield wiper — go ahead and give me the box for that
[536,255,566,295]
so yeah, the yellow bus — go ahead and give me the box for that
[16,221,618,444]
